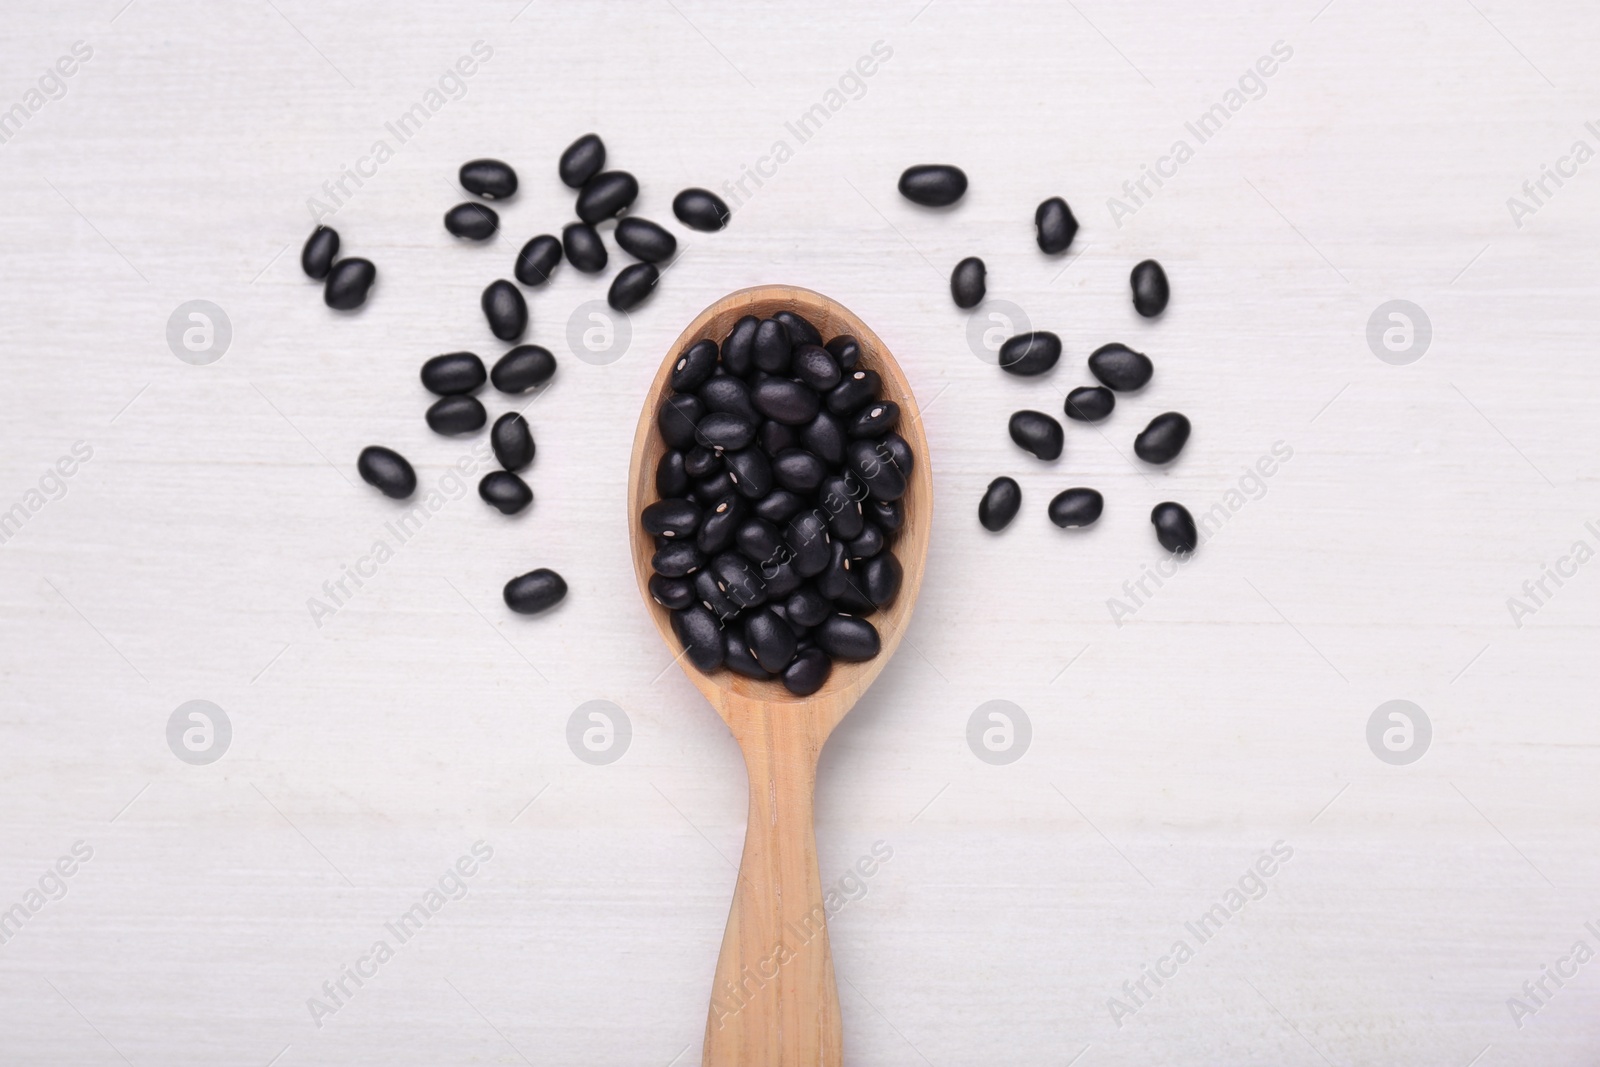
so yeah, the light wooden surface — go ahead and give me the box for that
[2,2,1599,1065]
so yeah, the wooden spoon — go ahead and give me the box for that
[628,285,932,1066]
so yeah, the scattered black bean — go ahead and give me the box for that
[1064,385,1114,422]
[479,470,533,514]
[1130,259,1169,317]
[1035,197,1078,254]
[1048,488,1103,528]
[898,164,967,207]
[1151,502,1197,553]
[950,256,986,308]
[999,331,1061,376]
[1009,410,1064,461]
[671,606,724,669]
[1133,412,1190,464]
[782,647,832,695]
[460,158,518,200]
[1088,343,1153,391]
[491,411,536,471]
[426,395,486,435]
[324,258,376,310]
[514,234,562,286]
[608,262,659,311]
[504,568,567,614]
[301,226,339,279]
[773,311,823,347]
[615,217,677,263]
[979,476,1021,531]
[576,170,639,225]
[420,352,486,396]
[357,445,415,499]
[559,133,605,189]
[491,344,556,393]
[815,615,881,661]
[481,279,527,341]
[562,222,607,273]
[445,202,498,240]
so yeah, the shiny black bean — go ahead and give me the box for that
[713,552,767,609]
[672,339,719,392]
[978,476,1021,531]
[653,540,704,577]
[785,586,832,628]
[754,318,791,374]
[724,447,773,499]
[865,498,902,534]
[514,234,562,287]
[773,311,822,347]
[847,522,884,560]
[479,470,533,514]
[671,605,724,671]
[825,335,861,370]
[657,450,689,497]
[576,170,639,225]
[861,553,902,607]
[562,222,607,273]
[758,420,796,456]
[1088,343,1153,391]
[880,433,914,477]
[784,511,831,577]
[684,446,718,478]
[950,256,986,308]
[800,411,846,465]
[827,370,880,415]
[724,629,772,679]
[608,262,658,311]
[1130,259,1169,317]
[559,133,605,188]
[615,217,677,263]
[491,412,535,471]
[999,331,1061,376]
[831,578,876,617]
[818,473,866,538]
[650,573,695,610]
[722,315,759,377]
[782,647,831,695]
[791,345,842,392]
[773,449,826,493]
[1134,412,1190,464]
[898,164,967,207]
[743,607,797,672]
[752,377,820,425]
[816,540,853,599]
[482,279,527,341]
[1049,488,1103,528]
[698,373,760,423]
[658,394,704,450]
[755,490,804,524]
[736,518,785,564]
[491,344,556,393]
[694,471,735,504]
[1064,385,1114,422]
[357,445,415,499]
[504,568,567,614]
[426,395,486,435]
[673,187,730,232]
[1035,196,1078,254]
[1009,410,1063,461]
[696,412,755,452]
[694,569,741,622]
[643,498,702,539]
[848,401,899,439]
[301,226,338,279]
[697,494,744,555]
[460,158,517,200]
[445,202,498,240]
[763,559,802,599]
[324,258,376,310]
[1151,502,1197,553]
[815,615,881,660]
[420,352,486,395]
[847,439,907,501]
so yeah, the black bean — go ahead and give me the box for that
[1130,259,1169,317]
[608,262,658,311]
[830,577,876,618]
[781,647,831,695]
[695,569,741,622]
[514,234,562,287]
[713,552,767,609]
[978,476,1021,531]
[684,445,719,478]
[773,449,827,493]
[880,433,914,478]
[699,373,761,423]
[735,517,785,565]
[1048,488,1103,528]
[724,629,773,680]
[815,615,881,661]
[847,522,884,559]
[847,439,907,501]
[504,568,567,614]
[673,187,730,232]
[1151,502,1197,554]
[301,225,339,279]
[827,370,881,415]
[865,498,902,534]
[491,411,536,471]
[657,450,689,497]
[357,445,415,499]
[445,202,498,240]
[697,494,744,555]
[758,421,797,456]
[785,586,832,628]
[653,540,704,577]
[576,170,638,225]
[643,498,702,539]
[694,471,735,504]
[696,412,754,453]
[562,222,607,273]
[420,352,486,395]
[658,394,704,450]
[754,318,792,374]
[650,573,695,610]
[426,395,486,435]
[1064,385,1114,422]
[460,158,517,200]
[1088,343,1153,391]
[765,562,805,600]
[800,411,846,465]
[999,331,1061,376]
[815,540,852,599]
[724,447,773,499]
[1134,412,1190,464]
[950,256,986,309]
[1035,197,1078,254]
[324,258,376,310]
[752,377,820,425]
[672,339,719,392]
[791,345,842,392]
[615,217,677,263]
[861,553,902,607]
[822,473,866,539]
[784,511,831,577]
[1009,410,1063,461]
[671,605,724,671]
[898,164,967,207]
[479,470,533,515]
[722,315,759,377]
[773,311,822,347]
[491,344,556,393]
[743,607,797,672]
[848,401,899,439]
[559,133,605,188]
[482,279,527,341]
[754,491,804,524]
[825,335,861,370]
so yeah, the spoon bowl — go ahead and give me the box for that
[628,285,932,1066]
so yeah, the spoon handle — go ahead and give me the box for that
[703,720,841,1066]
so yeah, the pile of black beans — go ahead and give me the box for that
[896,164,1197,554]
[643,310,912,696]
